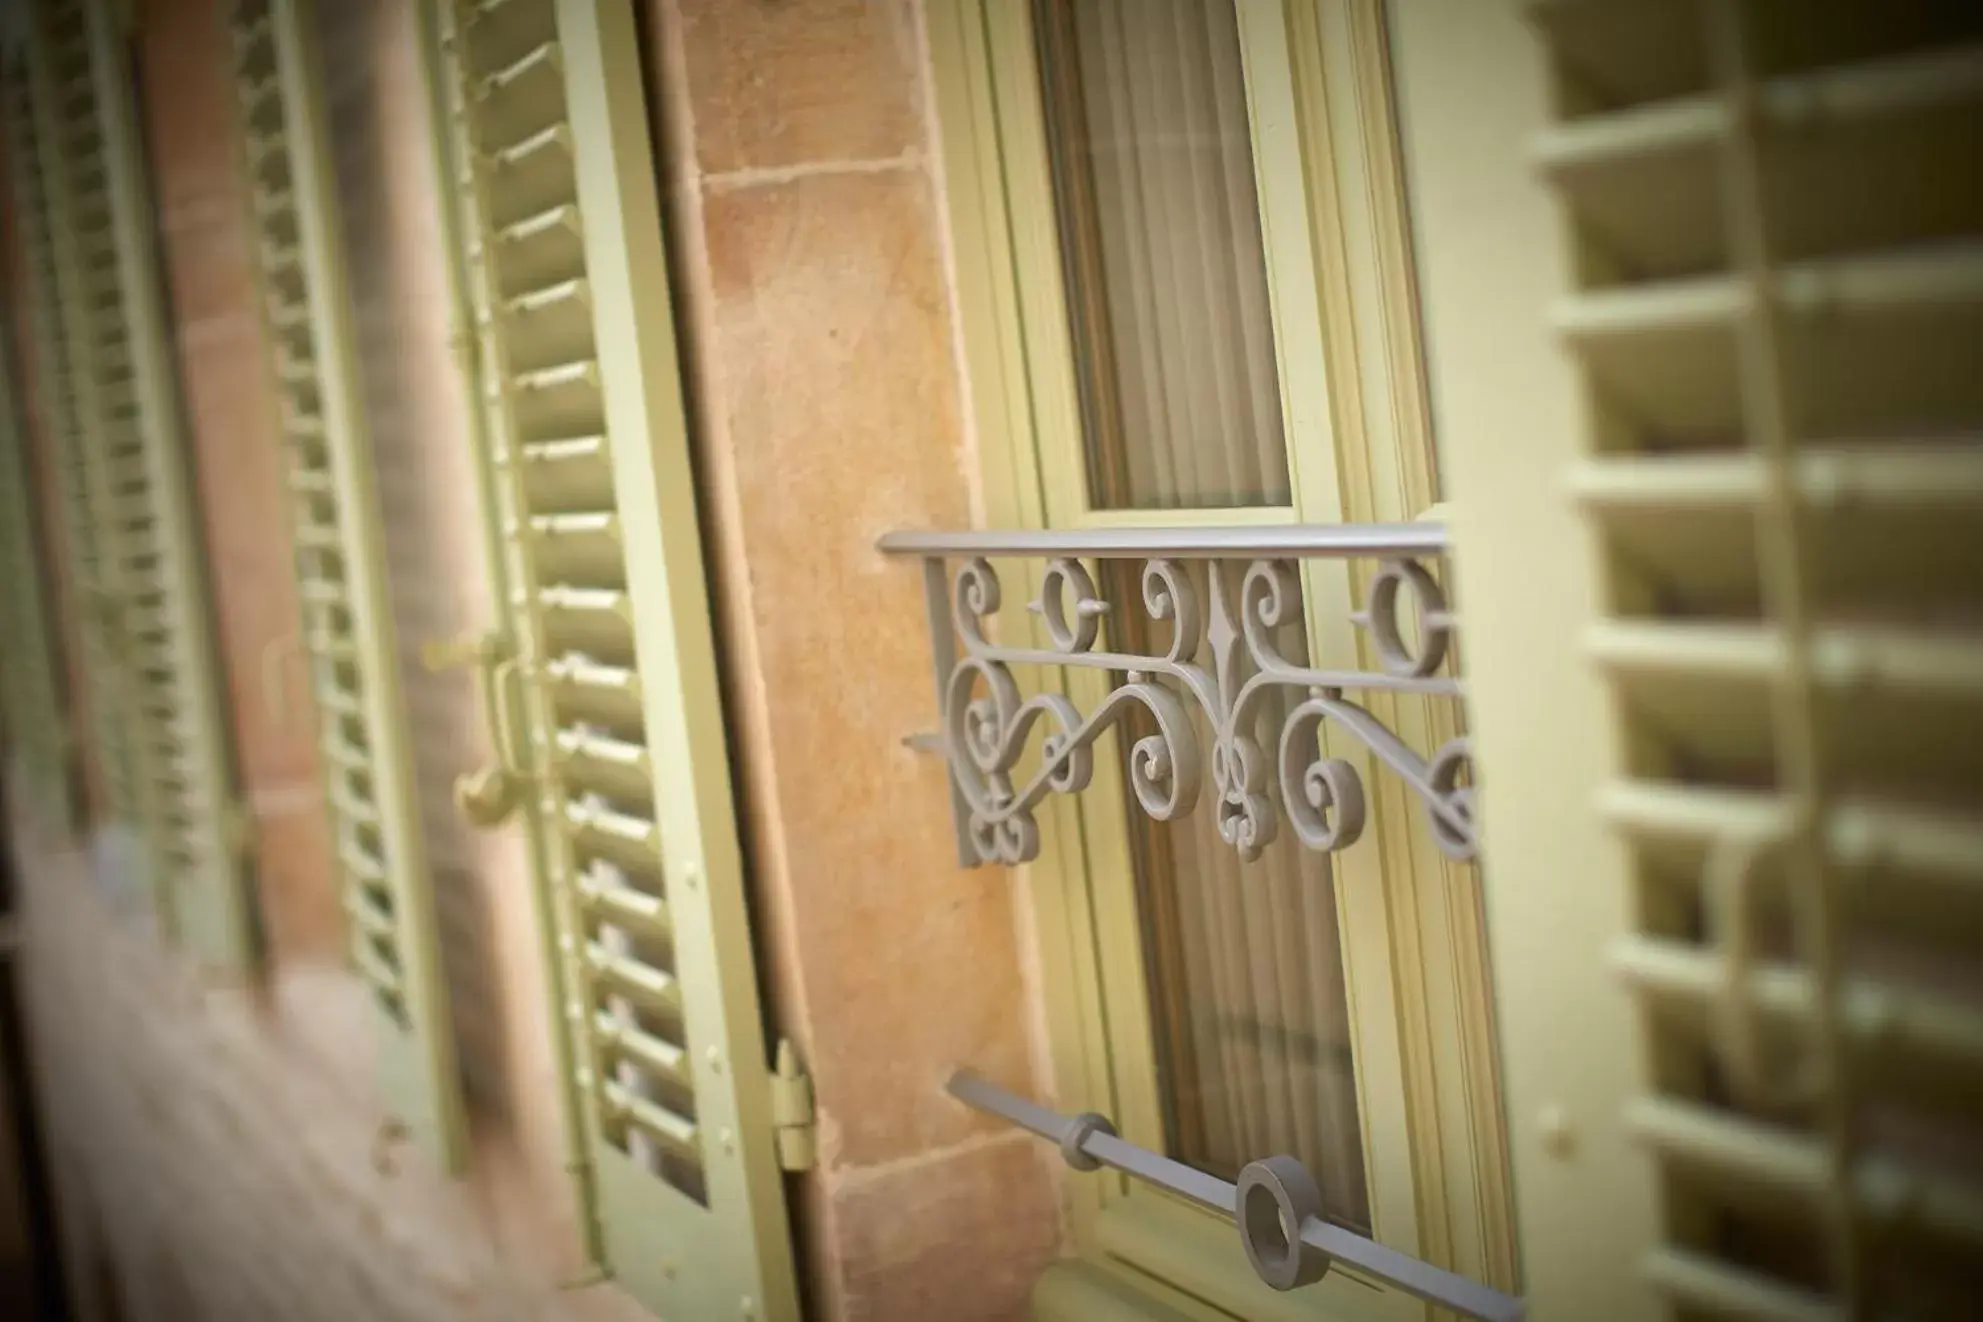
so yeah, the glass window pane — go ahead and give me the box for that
[1108,562,1370,1231]
[1035,0,1293,510]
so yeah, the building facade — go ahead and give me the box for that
[0,1,1977,1321]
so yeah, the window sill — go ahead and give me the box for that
[1032,1258,1204,1322]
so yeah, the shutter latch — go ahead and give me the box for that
[770,1039,816,1172]
[422,631,530,828]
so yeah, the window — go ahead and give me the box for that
[14,0,252,966]
[928,0,1515,1314]
[225,0,467,1173]
[418,1,803,1316]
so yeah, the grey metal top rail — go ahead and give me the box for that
[948,1071,1524,1322]
[877,521,1449,559]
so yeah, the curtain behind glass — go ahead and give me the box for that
[1112,562,1369,1230]
[1036,0,1292,511]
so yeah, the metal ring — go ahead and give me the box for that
[1058,1111,1115,1172]
[1235,1156,1332,1291]
[1366,559,1450,679]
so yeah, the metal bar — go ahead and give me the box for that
[919,554,976,868]
[947,1070,1524,1322]
[877,520,1448,559]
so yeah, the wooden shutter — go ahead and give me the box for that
[227,0,467,1171]
[1536,3,1983,1318]
[24,0,254,967]
[427,1,800,1314]
[5,54,142,842]
[0,317,73,834]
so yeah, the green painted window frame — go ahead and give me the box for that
[925,2,1517,1317]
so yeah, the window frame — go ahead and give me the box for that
[926,1,1516,1315]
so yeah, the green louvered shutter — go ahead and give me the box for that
[5,53,141,847]
[227,0,467,1171]
[0,317,74,835]
[1529,2,1983,1317]
[25,0,254,967]
[427,1,801,1314]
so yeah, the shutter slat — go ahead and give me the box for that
[1634,1097,1983,1256]
[497,199,581,247]
[489,121,569,172]
[564,799,659,872]
[585,941,677,1011]
[506,274,587,316]
[1830,800,1983,887]
[342,885,396,940]
[1540,40,1983,287]
[1593,621,1983,700]
[1615,937,1983,1107]
[512,356,597,394]
[1643,1247,1842,1322]
[351,933,405,1003]
[338,834,385,885]
[599,1077,699,1159]
[590,1011,687,1089]
[477,40,560,102]
[577,873,669,941]
[1629,1097,1831,1204]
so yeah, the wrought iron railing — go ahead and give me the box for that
[885,523,1517,1315]
[879,522,1474,869]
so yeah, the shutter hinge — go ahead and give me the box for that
[770,1039,816,1172]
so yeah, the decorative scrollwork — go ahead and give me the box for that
[923,545,1477,867]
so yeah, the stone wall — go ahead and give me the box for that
[642,0,1064,1315]
[6,1,1067,1320]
